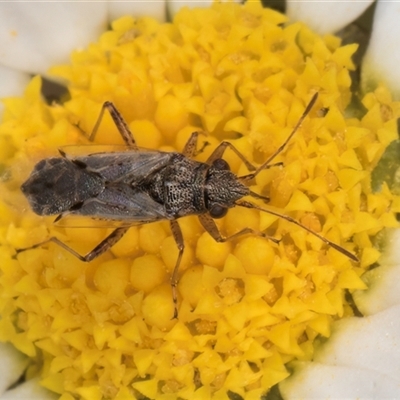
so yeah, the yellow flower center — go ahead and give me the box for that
[0,1,399,399]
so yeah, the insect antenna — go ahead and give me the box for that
[236,199,359,262]
[249,190,270,203]
[239,92,319,183]
[233,93,358,262]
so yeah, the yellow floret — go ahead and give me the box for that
[0,1,399,399]
[130,254,166,293]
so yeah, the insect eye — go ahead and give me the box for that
[209,204,228,219]
[212,158,230,171]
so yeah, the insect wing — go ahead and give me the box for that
[21,157,104,216]
[54,215,135,229]
[75,150,175,183]
[60,144,129,155]
[68,184,168,223]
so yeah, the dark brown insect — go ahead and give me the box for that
[21,92,358,318]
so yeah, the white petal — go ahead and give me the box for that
[1,378,56,400]
[0,3,108,76]
[0,343,29,395]
[353,265,400,315]
[280,306,400,399]
[0,64,31,116]
[280,362,400,399]
[362,1,400,98]
[167,0,241,18]
[378,229,400,267]
[352,229,400,315]
[286,0,374,35]
[108,0,167,22]
[315,306,400,380]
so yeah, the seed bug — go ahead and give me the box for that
[21,92,359,318]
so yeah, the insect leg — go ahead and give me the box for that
[206,141,257,171]
[198,213,280,244]
[182,131,209,158]
[18,227,130,262]
[169,219,185,319]
[89,101,138,149]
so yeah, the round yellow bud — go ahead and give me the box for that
[196,232,232,270]
[94,258,131,296]
[178,265,204,307]
[154,94,188,140]
[142,284,175,330]
[139,223,168,254]
[224,207,260,237]
[130,255,166,293]
[234,237,275,275]
[129,119,162,149]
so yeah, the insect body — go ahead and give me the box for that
[21,93,358,318]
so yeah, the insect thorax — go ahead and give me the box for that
[143,154,209,218]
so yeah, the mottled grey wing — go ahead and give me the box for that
[68,184,169,223]
[21,157,104,216]
[75,151,175,183]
